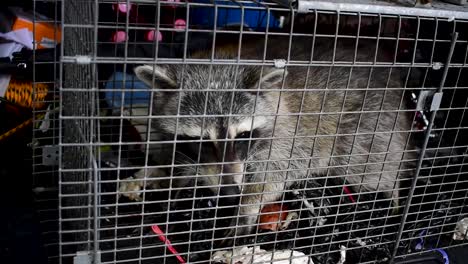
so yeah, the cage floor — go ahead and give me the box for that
[98,165,468,264]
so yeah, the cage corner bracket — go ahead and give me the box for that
[42,145,59,166]
[296,0,310,14]
[274,59,287,68]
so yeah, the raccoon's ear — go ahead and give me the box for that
[259,68,288,86]
[134,65,177,89]
[244,67,288,89]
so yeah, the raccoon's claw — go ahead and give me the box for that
[217,229,235,247]
[280,211,299,230]
[215,221,238,247]
[119,177,144,201]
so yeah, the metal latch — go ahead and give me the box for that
[411,90,443,132]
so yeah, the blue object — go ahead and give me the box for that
[434,248,449,264]
[415,229,449,264]
[415,229,426,250]
[190,0,280,31]
[104,72,150,108]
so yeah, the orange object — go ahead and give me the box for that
[4,79,48,109]
[12,9,61,49]
[0,115,42,142]
[259,203,288,231]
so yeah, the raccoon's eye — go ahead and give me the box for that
[177,135,204,141]
[236,131,251,139]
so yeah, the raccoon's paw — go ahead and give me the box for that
[118,168,164,201]
[119,177,144,201]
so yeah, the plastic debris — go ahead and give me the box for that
[453,217,468,241]
[356,237,367,247]
[211,246,313,264]
[337,245,346,264]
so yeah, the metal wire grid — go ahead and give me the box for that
[31,0,62,263]
[57,1,468,264]
[58,0,100,261]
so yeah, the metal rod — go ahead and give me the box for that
[92,0,101,262]
[389,31,459,262]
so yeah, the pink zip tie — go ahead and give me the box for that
[151,225,187,264]
[342,186,356,203]
[174,19,186,30]
[112,3,131,14]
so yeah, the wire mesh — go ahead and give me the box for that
[31,1,62,263]
[55,1,468,264]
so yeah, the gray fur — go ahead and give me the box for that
[133,36,415,236]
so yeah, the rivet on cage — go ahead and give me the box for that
[273,59,287,68]
[432,62,442,70]
[4,79,48,109]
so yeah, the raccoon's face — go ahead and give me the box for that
[134,64,287,186]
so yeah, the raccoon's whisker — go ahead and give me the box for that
[174,151,196,164]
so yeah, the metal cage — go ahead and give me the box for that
[30,1,62,263]
[52,0,468,263]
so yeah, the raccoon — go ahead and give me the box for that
[121,36,416,237]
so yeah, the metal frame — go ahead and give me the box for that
[34,0,468,263]
[296,0,468,19]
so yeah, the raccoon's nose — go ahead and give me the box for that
[221,162,244,182]
[217,164,242,211]
[222,163,237,175]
